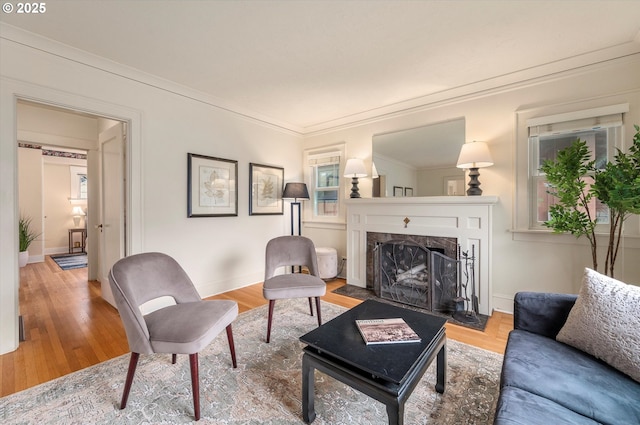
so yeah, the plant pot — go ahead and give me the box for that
[19,250,29,268]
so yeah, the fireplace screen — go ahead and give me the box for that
[375,241,458,314]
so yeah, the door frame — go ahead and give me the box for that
[0,78,143,354]
[98,121,127,307]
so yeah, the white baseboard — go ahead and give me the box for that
[492,293,514,314]
[27,254,44,264]
[45,247,69,255]
[199,271,264,299]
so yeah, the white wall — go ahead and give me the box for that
[19,149,88,256]
[17,147,44,261]
[0,32,302,354]
[43,160,83,253]
[303,55,640,313]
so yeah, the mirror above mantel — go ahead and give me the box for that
[372,117,466,197]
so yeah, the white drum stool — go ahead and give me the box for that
[315,247,338,279]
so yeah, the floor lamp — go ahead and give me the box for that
[282,182,309,273]
[282,182,309,236]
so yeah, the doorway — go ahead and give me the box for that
[17,99,127,308]
[0,80,143,356]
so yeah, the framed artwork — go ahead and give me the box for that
[404,187,413,197]
[393,186,404,197]
[249,163,284,215]
[187,153,238,217]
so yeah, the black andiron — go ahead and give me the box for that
[453,245,479,323]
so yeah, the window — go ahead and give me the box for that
[314,162,339,216]
[527,109,623,229]
[70,166,88,200]
[303,143,346,226]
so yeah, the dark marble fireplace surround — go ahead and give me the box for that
[367,232,459,314]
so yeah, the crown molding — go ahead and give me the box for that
[0,23,305,136]
[303,46,640,136]
[3,22,639,137]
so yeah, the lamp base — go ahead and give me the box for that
[466,168,483,196]
[349,177,361,198]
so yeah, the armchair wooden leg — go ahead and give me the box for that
[308,297,314,316]
[226,324,237,368]
[172,354,177,364]
[189,353,200,421]
[315,297,322,327]
[121,352,140,410]
[266,300,275,343]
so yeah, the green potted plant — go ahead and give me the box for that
[592,124,640,277]
[541,124,640,277]
[540,140,599,271]
[19,214,40,267]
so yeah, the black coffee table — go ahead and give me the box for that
[299,299,447,425]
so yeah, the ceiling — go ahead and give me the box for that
[2,1,640,134]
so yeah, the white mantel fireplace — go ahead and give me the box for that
[345,196,498,316]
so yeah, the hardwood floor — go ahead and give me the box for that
[0,257,513,397]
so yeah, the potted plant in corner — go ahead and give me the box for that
[19,214,40,268]
[541,124,640,277]
[540,140,599,271]
[592,124,640,277]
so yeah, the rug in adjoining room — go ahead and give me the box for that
[50,253,87,270]
[0,299,503,424]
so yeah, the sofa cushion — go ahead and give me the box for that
[513,292,576,338]
[494,387,600,425]
[556,268,640,383]
[500,330,640,425]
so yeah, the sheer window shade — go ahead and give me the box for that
[529,113,623,137]
[527,103,627,136]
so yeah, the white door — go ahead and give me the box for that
[99,122,125,307]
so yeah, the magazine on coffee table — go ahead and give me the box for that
[355,318,421,345]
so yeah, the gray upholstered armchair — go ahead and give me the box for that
[109,252,238,421]
[262,235,326,343]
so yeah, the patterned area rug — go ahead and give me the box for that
[0,300,502,424]
[50,253,87,270]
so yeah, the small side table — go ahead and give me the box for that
[68,228,87,254]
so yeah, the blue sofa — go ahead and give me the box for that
[493,292,640,425]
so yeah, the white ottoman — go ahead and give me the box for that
[315,247,338,279]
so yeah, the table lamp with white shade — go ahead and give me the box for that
[456,141,494,196]
[72,206,86,227]
[344,158,367,198]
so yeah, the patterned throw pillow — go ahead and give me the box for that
[557,268,640,383]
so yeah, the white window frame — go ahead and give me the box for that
[514,102,629,235]
[528,124,620,230]
[303,143,346,228]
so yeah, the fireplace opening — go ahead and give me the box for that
[374,241,458,314]
[338,232,485,329]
